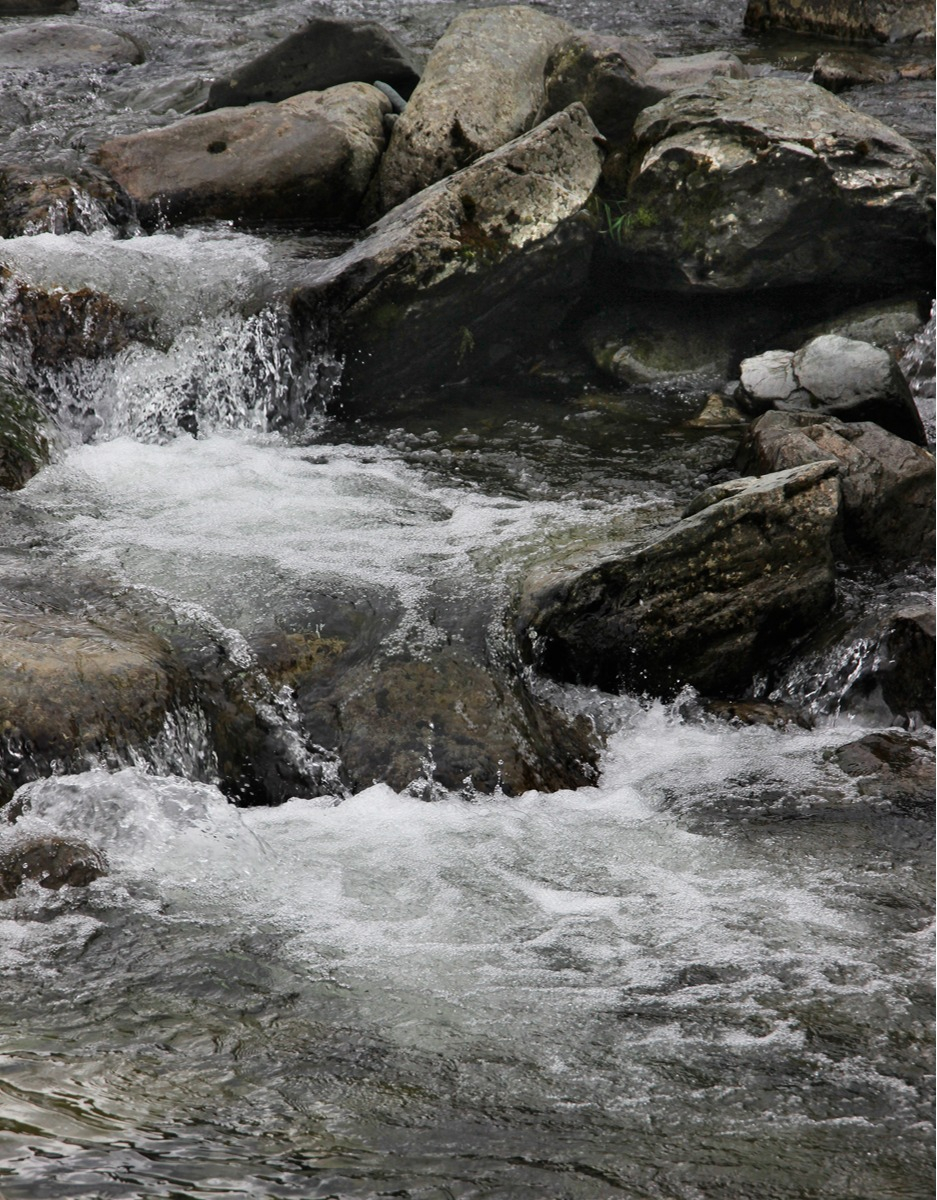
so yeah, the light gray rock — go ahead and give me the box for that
[377,4,572,212]
[608,77,934,293]
[95,83,390,227]
[0,21,142,70]
[205,16,422,110]
[737,335,927,444]
[739,410,935,561]
[745,0,935,43]
[291,104,604,409]
[644,51,749,92]
[516,461,841,699]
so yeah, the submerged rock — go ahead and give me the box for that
[95,83,390,227]
[833,731,935,811]
[0,372,50,490]
[377,4,572,212]
[516,462,841,699]
[608,77,934,293]
[0,837,107,899]
[0,21,143,70]
[292,104,603,409]
[205,16,422,111]
[737,335,926,445]
[744,0,935,42]
[740,411,935,562]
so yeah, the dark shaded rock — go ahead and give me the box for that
[833,731,935,812]
[739,411,935,561]
[205,16,421,111]
[0,21,143,70]
[516,462,841,699]
[0,608,187,806]
[737,335,926,445]
[377,5,572,212]
[0,837,106,900]
[95,83,389,228]
[0,164,134,237]
[608,77,934,293]
[812,51,899,92]
[0,0,78,12]
[0,372,50,490]
[291,104,603,410]
[705,699,812,727]
[875,606,936,726]
[797,297,925,353]
[745,0,935,43]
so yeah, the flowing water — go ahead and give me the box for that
[1,2,935,1197]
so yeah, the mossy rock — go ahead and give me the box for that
[0,372,50,490]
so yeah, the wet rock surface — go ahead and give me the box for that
[0,20,143,70]
[833,731,935,812]
[739,411,935,562]
[737,335,927,445]
[292,103,603,409]
[0,836,107,899]
[0,164,133,237]
[204,15,422,111]
[608,77,934,293]
[517,462,841,699]
[95,83,390,228]
[744,0,936,43]
[377,4,572,212]
[0,371,50,490]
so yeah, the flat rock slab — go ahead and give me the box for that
[517,462,841,699]
[378,4,572,211]
[95,83,389,226]
[291,103,603,408]
[205,16,422,110]
[610,77,934,293]
[0,21,143,70]
[745,0,935,42]
[738,334,926,444]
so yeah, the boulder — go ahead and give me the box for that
[797,297,925,352]
[0,837,106,900]
[812,51,899,92]
[205,16,422,111]
[0,21,143,70]
[291,103,604,409]
[95,82,390,227]
[377,5,572,212]
[0,608,186,806]
[737,335,927,444]
[0,372,50,491]
[539,35,749,152]
[739,411,935,561]
[0,0,78,12]
[607,77,934,293]
[516,461,841,699]
[744,0,935,43]
[833,731,935,813]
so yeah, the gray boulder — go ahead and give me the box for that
[0,837,107,900]
[608,77,934,293]
[740,410,935,561]
[744,0,935,42]
[291,104,604,409]
[95,83,390,227]
[0,372,50,491]
[539,35,747,157]
[737,334,927,444]
[798,297,925,353]
[0,21,142,70]
[377,4,572,212]
[516,462,841,699]
[205,16,422,111]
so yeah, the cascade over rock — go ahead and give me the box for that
[377,4,573,212]
[516,462,842,699]
[607,77,934,292]
[95,83,390,228]
[291,103,604,409]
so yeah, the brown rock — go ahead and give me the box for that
[0,836,107,900]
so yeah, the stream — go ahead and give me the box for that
[0,2,934,1198]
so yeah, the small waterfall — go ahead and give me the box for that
[900,301,935,443]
